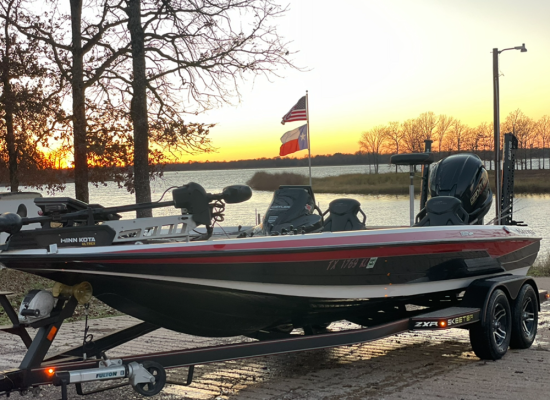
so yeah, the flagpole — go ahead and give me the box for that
[306,90,312,186]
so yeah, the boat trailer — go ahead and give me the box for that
[0,275,548,399]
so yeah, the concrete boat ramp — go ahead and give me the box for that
[2,278,550,399]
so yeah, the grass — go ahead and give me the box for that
[246,171,307,190]
[0,268,121,325]
[247,169,550,195]
[313,172,419,195]
[528,254,550,277]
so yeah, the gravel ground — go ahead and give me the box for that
[1,278,549,400]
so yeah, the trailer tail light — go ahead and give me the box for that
[438,320,447,328]
[46,367,55,377]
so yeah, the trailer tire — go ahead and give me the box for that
[469,289,511,360]
[510,283,538,349]
[132,361,166,397]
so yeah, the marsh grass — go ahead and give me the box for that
[529,254,550,277]
[312,173,421,195]
[247,169,550,195]
[246,171,307,190]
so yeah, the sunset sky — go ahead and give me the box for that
[185,0,550,163]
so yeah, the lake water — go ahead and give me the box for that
[18,165,550,256]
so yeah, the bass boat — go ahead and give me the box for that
[0,153,540,337]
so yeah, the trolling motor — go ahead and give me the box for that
[0,183,252,248]
[172,182,252,227]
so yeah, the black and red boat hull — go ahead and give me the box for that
[0,225,540,337]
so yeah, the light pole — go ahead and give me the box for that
[492,43,526,225]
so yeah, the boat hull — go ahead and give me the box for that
[0,225,540,337]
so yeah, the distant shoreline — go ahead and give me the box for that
[247,169,550,195]
[4,166,550,195]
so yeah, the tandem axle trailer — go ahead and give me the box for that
[0,274,548,399]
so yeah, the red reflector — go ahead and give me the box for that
[47,326,58,341]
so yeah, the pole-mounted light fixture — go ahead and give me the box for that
[492,43,526,225]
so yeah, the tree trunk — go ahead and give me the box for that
[127,0,152,217]
[70,0,89,203]
[1,21,18,192]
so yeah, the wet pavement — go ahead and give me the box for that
[1,278,550,399]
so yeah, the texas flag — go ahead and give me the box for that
[279,124,308,156]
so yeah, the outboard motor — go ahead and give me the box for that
[261,186,323,235]
[322,198,366,232]
[416,153,492,226]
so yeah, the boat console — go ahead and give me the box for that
[259,185,323,235]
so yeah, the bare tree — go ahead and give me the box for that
[401,118,423,153]
[417,111,437,141]
[434,114,453,154]
[384,121,403,172]
[4,0,130,202]
[503,109,534,169]
[476,121,493,169]
[105,0,298,214]
[359,126,386,173]
[124,0,151,215]
[447,119,468,153]
[465,126,483,152]
[535,115,550,169]
[0,0,67,192]
[6,1,218,209]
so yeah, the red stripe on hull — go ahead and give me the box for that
[85,239,534,265]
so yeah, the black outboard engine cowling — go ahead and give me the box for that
[262,186,323,235]
[418,153,492,225]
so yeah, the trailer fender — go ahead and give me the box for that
[461,275,539,326]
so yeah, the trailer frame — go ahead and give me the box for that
[0,275,548,399]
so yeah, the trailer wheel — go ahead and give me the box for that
[510,283,538,349]
[132,361,166,397]
[469,289,511,360]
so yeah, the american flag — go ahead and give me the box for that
[281,96,307,125]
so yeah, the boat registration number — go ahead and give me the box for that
[326,257,378,271]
